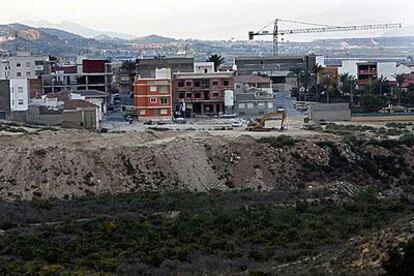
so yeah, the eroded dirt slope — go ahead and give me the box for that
[0,130,413,201]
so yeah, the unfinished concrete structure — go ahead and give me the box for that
[173,71,234,116]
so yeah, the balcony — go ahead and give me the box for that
[358,69,377,75]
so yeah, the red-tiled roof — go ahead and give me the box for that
[45,91,70,101]
[64,99,97,110]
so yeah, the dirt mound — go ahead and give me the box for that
[0,130,413,201]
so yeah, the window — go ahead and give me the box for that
[11,100,14,106]
[18,87,24,93]
[160,97,168,105]
[186,93,192,98]
[160,109,168,115]
[159,86,168,94]
[178,81,185,87]
[26,72,31,77]
[204,69,208,74]
[150,86,157,92]
[212,81,218,86]
[258,103,265,109]
[268,102,274,109]
[18,99,24,105]
[238,103,246,109]
[16,63,21,67]
[223,80,229,86]
[212,93,219,97]
[150,97,157,104]
[247,103,255,109]
[26,62,31,68]
[194,81,200,87]
[139,110,146,115]
[16,72,22,77]
[178,92,185,99]
[194,93,201,98]
[186,81,192,86]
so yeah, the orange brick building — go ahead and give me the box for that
[133,69,172,121]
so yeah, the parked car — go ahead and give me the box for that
[174,118,187,124]
[232,120,243,128]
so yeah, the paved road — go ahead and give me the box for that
[274,92,301,118]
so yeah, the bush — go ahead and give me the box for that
[360,94,383,112]
[382,239,414,276]
[399,134,414,146]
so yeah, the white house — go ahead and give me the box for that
[9,79,29,112]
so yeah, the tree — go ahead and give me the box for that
[394,74,407,106]
[339,73,358,107]
[206,54,224,71]
[373,75,389,96]
[321,75,337,103]
[299,70,312,101]
[360,94,383,112]
[311,64,324,92]
[121,61,136,73]
[289,67,303,91]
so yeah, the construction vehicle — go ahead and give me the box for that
[246,111,287,132]
[249,19,402,55]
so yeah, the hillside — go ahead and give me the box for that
[0,23,104,57]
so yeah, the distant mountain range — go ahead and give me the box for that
[22,20,137,40]
[1,22,414,60]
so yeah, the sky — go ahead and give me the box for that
[1,0,413,40]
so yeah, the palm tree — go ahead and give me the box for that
[206,54,225,71]
[289,67,303,90]
[338,73,357,107]
[374,75,389,96]
[311,64,324,92]
[348,75,357,108]
[299,70,312,101]
[394,74,407,106]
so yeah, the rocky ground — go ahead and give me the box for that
[1,123,414,274]
[0,126,413,202]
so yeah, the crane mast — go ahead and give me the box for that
[249,19,402,56]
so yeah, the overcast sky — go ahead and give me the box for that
[1,0,413,40]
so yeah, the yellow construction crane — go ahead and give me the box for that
[249,19,402,55]
[247,111,287,132]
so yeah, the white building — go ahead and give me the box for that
[194,62,215,74]
[9,79,29,112]
[0,51,49,80]
[338,60,365,78]
[338,60,412,83]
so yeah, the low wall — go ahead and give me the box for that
[352,113,414,122]
[311,103,352,122]
[26,106,63,126]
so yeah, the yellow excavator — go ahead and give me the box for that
[246,111,287,132]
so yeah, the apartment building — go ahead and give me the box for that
[134,69,172,121]
[9,79,29,112]
[42,59,112,94]
[136,56,194,78]
[0,51,50,80]
[173,71,234,116]
[338,60,412,86]
[0,78,29,120]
